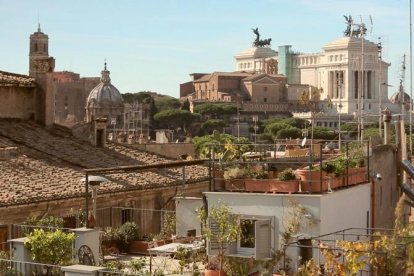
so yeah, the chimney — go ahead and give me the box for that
[383,107,392,145]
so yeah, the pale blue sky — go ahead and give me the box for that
[0,0,410,97]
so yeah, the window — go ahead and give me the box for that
[263,86,268,92]
[264,98,267,103]
[240,219,255,249]
[121,208,132,224]
[214,217,272,259]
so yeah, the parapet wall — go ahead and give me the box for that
[130,143,196,160]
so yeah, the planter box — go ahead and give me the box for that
[244,179,300,193]
[269,179,300,193]
[297,169,328,193]
[326,175,344,190]
[346,167,367,186]
[128,240,152,255]
[245,179,270,193]
[224,179,245,191]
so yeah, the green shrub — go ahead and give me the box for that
[24,229,76,265]
[277,168,297,181]
[223,166,249,180]
[102,227,120,243]
[118,221,139,245]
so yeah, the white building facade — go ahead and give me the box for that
[234,36,396,126]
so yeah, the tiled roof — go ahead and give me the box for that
[193,72,253,83]
[242,73,286,82]
[0,120,208,207]
[0,71,36,87]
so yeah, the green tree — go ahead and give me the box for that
[281,117,308,129]
[276,127,302,139]
[193,132,251,159]
[122,91,153,104]
[155,96,181,111]
[24,229,76,265]
[201,119,227,134]
[265,122,291,138]
[194,103,237,118]
[154,109,200,133]
[197,202,241,274]
[312,126,337,140]
[363,127,380,140]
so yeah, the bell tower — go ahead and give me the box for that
[29,24,55,77]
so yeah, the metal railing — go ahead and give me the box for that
[11,224,73,240]
[0,258,64,276]
[209,140,370,194]
[285,227,414,275]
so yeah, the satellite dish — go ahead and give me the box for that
[301,137,307,147]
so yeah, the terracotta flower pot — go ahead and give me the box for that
[297,169,328,192]
[128,240,151,255]
[204,269,226,276]
[224,179,245,191]
[326,175,344,189]
[269,179,300,193]
[245,179,270,192]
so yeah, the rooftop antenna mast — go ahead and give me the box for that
[351,15,372,142]
[399,54,407,117]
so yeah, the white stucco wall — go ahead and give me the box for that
[175,197,204,237]
[176,184,371,271]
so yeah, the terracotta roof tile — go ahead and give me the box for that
[0,71,36,87]
[0,120,208,207]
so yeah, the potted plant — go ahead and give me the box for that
[268,168,300,193]
[129,234,154,255]
[297,166,328,193]
[223,166,248,191]
[322,160,344,190]
[204,256,222,276]
[244,165,272,193]
[117,222,139,253]
[198,202,241,276]
[101,227,120,254]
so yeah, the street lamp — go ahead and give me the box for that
[81,175,108,228]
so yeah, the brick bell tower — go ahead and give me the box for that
[29,24,55,77]
[29,24,56,126]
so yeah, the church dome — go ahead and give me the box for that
[390,83,411,105]
[87,63,123,109]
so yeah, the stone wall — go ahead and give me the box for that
[0,86,35,119]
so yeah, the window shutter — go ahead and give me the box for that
[255,220,271,259]
[207,218,220,256]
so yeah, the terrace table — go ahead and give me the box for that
[147,241,204,273]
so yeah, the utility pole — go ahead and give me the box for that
[378,38,383,138]
[338,72,343,151]
[236,96,240,142]
[360,22,366,143]
[401,54,407,118]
